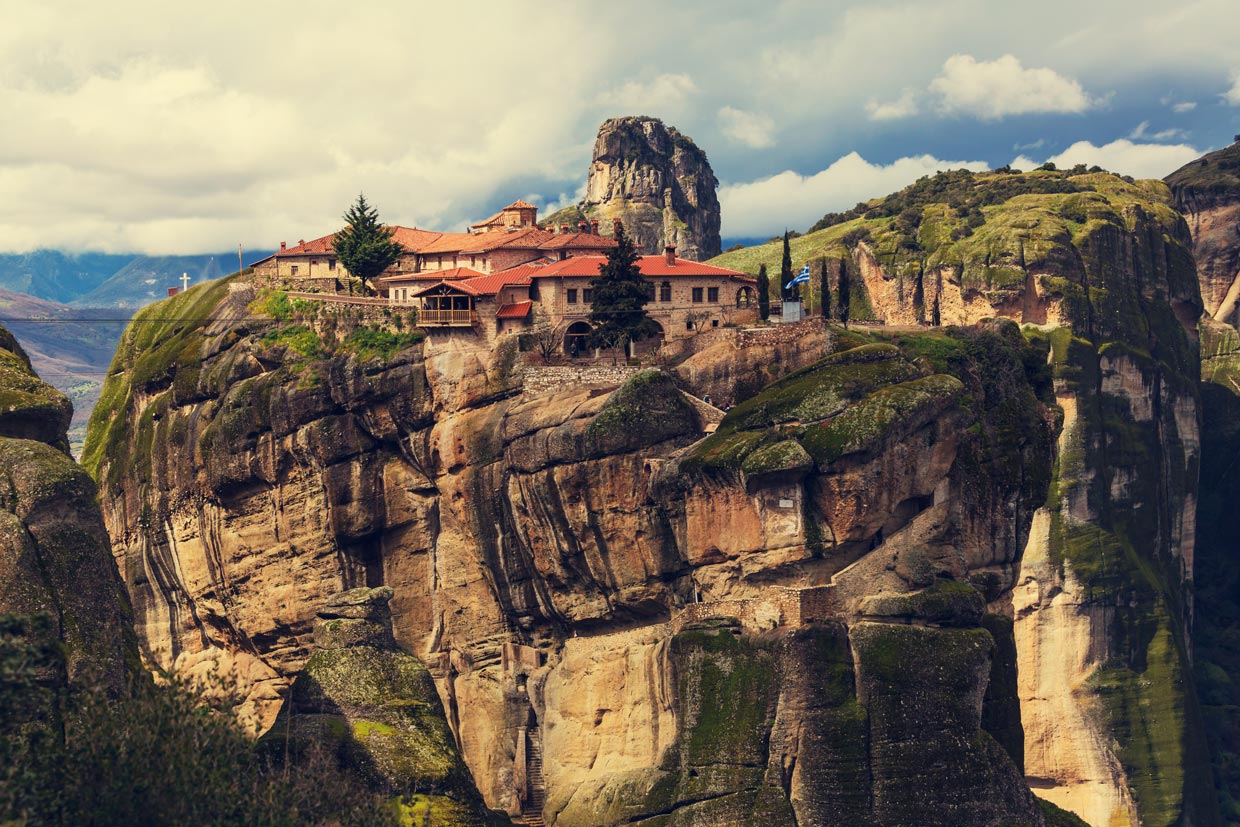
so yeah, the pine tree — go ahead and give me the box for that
[780,231,794,301]
[588,224,656,352]
[757,264,771,321]
[819,258,832,318]
[838,259,851,328]
[332,193,404,293]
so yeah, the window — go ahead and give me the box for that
[290,265,299,276]
[583,289,593,303]
[707,287,719,303]
[686,320,694,331]
[660,282,671,302]
[567,288,578,304]
[712,319,719,328]
[692,287,703,303]
[328,260,336,271]
[644,281,656,301]
[311,259,318,266]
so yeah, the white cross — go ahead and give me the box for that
[180,272,190,292]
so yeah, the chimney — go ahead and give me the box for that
[590,219,600,235]
[560,223,570,234]
[613,218,623,237]
[299,239,304,246]
[664,245,676,266]
[280,241,286,251]
[578,220,589,234]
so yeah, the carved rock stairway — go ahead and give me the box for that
[516,725,546,826]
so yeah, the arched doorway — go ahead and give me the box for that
[736,286,755,307]
[632,320,665,357]
[563,321,592,358]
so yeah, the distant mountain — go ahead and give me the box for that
[0,288,131,454]
[72,252,269,308]
[0,251,131,303]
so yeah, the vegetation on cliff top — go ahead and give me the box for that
[1165,140,1240,194]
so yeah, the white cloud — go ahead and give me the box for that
[1225,71,1240,105]
[595,73,697,116]
[929,54,1093,119]
[717,106,776,148]
[866,90,919,121]
[1128,121,1189,142]
[1012,139,1201,179]
[719,152,988,237]
[1172,101,1197,113]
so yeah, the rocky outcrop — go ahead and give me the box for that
[713,169,1219,827]
[1167,141,1240,327]
[542,116,721,259]
[263,586,505,825]
[87,168,1222,827]
[87,270,1071,825]
[0,323,136,696]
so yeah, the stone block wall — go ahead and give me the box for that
[522,364,641,397]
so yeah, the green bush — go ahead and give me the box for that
[341,327,424,361]
[0,652,397,827]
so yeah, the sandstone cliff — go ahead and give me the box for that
[0,323,136,695]
[1167,141,1240,328]
[86,265,1078,825]
[712,169,1219,827]
[542,116,721,259]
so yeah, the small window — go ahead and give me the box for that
[290,265,299,276]
[707,287,719,302]
[692,287,703,303]
[645,282,656,300]
[583,289,593,303]
[712,319,719,328]
[567,288,578,304]
[660,282,671,302]
[685,320,693,331]
[311,259,318,266]
[328,260,336,271]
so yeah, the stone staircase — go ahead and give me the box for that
[515,725,546,826]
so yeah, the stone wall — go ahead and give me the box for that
[522,364,641,396]
[737,317,830,348]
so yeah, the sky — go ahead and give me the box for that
[2,0,1239,255]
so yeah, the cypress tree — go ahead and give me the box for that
[819,258,831,318]
[588,224,656,352]
[838,259,851,328]
[757,264,771,321]
[332,193,403,293]
[780,230,794,301]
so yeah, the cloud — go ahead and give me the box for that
[717,106,776,148]
[1014,138,1047,151]
[596,73,697,116]
[1225,71,1240,105]
[866,90,919,121]
[1012,139,1201,179]
[929,54,1093,119]
[719,152,988,237]
[1171,101,1197,113]
[1128,121,1189,142]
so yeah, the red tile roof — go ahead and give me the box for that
[529,256,753,280]
[276,226,442,257]
[457,268,535,295]
[412,280,484,297]
[540,232,617,251]
[469,210,506,229]
[379,266,484,284]
[495,300,533,319]
[505,199,537,210]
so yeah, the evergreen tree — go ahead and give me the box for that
[838,259,851,328]
[332,193,404,293]
[588,224,656,352]
[819,258,832,318]
[757,264,771,321]
[780,230,794,301]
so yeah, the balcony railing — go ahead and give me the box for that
[418,309,477,326]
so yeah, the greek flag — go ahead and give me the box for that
[785,263,811,289]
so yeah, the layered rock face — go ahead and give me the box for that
[712,169,1218,826]
[263,586,504,825]
[1167,142,1240,328]
[0,324,135,696]
[88,267,1073,825]
[542,116,721,259]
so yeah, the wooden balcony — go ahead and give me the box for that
[418,308,478,327]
